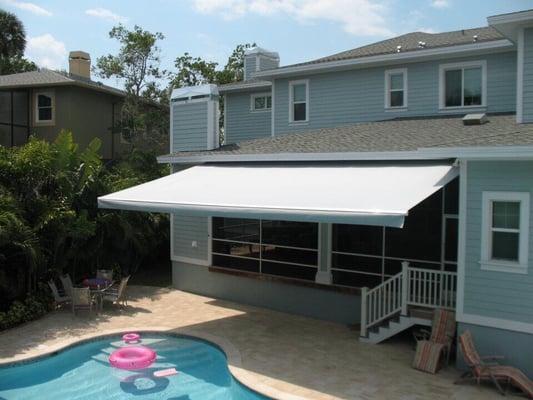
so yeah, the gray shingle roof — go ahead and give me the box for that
[284,27,505,68]
[161,114,533,161]
[0,69,126,97]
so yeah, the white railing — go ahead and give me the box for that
[360,261,457,337]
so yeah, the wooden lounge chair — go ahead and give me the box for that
[59,274,74,298]
[456,330,533,398]
[71,287,95,315]
[103,275,130,306]
[412,309,456,373]
[48,280,70,308]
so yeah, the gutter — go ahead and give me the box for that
[157,145,533,164]
[253,40,514,79]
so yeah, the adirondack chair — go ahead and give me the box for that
[103,276,130,306]
[71,287,95,315]
[59,274,74,298]
[48,280,70,308]
[456,330,533,398]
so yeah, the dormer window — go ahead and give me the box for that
[439,61,486,109]
[385,69,407,109]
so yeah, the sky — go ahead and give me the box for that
[1,0,532,89]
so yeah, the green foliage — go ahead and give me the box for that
[0,132,169,321]
[95,24,165,97]
[170,52,218,88]
[0,9,37,75]
[0,9,26,58]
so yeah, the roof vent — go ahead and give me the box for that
[462,113,488,126]
[418,41,426,48]
[396,45,402,53]
[473,35,478,42]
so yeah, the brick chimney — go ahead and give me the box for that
[69,51,91,79]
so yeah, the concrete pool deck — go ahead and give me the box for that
[0,285,504,400]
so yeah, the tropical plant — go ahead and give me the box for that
[0,132,169,316]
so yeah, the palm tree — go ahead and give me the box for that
[0,10,27,58]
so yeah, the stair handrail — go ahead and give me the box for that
[360,262,457,338]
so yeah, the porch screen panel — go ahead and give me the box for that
[212,217,318,281]
[332,178,459,288]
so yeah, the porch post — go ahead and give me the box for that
[401,261,409,315]
[315,223,333,284]
[360,286,368,337]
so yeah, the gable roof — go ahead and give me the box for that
[159,114,533,163]
[290,27,504,68]
[0,69,126,97]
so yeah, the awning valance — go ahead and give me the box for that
[97,163,458,228]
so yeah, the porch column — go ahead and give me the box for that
[315,223,333,284]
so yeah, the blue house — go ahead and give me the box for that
[99,9,533,376]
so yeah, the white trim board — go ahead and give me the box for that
[458,313,533,335]
[516,28,525,123]
[455,160,467,317]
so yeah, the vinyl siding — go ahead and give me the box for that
[244,56,257,81]
[172,214,209,262]
[463,161,533,324]
[523,28,533,122]
[274,52,516,135]
[225,90,271,143]
[258,55,278,71]
[171,101,207,151]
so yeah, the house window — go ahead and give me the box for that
[439,61,486,109]
[211,217,319,281]
[385,69,407,109]
[289,80,308,123]
[481,192,530,274]
[251,93,272,111]
[35,91,54,124]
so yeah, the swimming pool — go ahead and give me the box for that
[0,334,269,400]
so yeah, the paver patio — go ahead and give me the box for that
[0,285,503,400]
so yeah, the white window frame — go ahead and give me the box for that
[480,191,529,274]
[289,79,309,123]
[34,90,55,125]
[439,60,487,110]
[384,68,408,110]
[250,92,272,112]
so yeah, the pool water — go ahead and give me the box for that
[0,334,269,400]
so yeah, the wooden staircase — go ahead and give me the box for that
[359,262,457,344]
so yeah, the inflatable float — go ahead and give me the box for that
[109,346,157,370]
[122,332,141,343]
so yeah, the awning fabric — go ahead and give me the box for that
[98,163,458,228]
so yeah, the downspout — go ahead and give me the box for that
[111,100,116,159]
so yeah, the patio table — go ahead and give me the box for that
[82,278,113,311]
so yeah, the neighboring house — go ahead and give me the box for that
[99,10,533,375]
[0,51,128,159]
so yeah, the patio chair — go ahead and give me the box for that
[413,308,456,366]
[456,330,533,398]
[96,269,113,281]
[48,280,70,308]
[59,274,74,298]
[71,287,95,315]
[103,275,130,306]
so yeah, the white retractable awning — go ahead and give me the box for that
[98,163,458,228]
